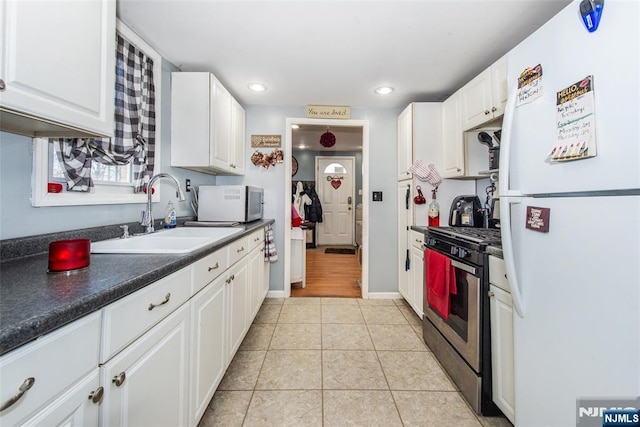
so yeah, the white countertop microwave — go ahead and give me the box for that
[198,185,264,223]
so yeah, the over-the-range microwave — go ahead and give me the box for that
[198,185,264,223]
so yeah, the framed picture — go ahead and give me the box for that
[292,156,298,176]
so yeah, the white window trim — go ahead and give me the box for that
[31,19,162,207]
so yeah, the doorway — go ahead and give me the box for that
[284,118,369,299]
[316,156,355,246]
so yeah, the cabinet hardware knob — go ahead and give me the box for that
[230,274,235,280]
[491,106,497,112]
[484,110,490,115]
[488,291,495,297]
[148,293,171,311]
[237,246,244,253]
[0,79,5,91]
[112,372,126,387]
[208,262,219,271]
[456,168,461,172]
[88,386,104,404]
[226,277,232,284]
[0,377,35,412]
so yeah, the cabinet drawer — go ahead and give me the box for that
[489,256,510,293]
[0,312,101,426]
[248,229,265,252]
[410,230,425,251]
[192,247,229,295]
[101,267,191,362]
[228,236,250,266]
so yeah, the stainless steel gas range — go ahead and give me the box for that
[422,226,502,416]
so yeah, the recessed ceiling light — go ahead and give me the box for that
[248,82,267,92]
[375,86,394,95]
[291,124,300,129]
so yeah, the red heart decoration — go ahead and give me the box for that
[331,179,341,189]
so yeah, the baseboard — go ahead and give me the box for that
[267,290,285,298]
[367,292,402,299]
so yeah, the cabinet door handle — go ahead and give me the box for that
[491,106,497,112]
[484,110,490,115]
[88,386,104,404]
[488,291,495,297]
[0,79,5,91]
[0,377,35,412]
[225,277,232,284]
[208,262,219,271]
[148,293,171,311]
[237,246,245,253]
[112,372,126,387]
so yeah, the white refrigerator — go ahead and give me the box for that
[499,1,640,426]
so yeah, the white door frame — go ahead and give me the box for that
[283,118,369,299]
[315,155,356,246]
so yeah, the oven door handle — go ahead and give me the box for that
[450,260,476,275]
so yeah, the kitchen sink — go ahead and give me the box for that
[91,227,244,254]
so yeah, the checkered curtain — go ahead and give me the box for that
[54,34,156,193]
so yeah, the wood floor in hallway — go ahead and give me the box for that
[291,245,361,298]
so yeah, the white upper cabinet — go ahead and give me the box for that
[442,91,465,178]
[171,72,245,175]
[460,55,507,131]
[0,0,115,137]
[230,96,246,174]
[397,104,413,181]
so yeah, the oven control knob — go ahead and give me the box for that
[459,248,469,258]
[427,238,436,246]
[450,247,458,256]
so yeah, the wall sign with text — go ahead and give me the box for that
[251,135,281,148]
[306,105,350,119]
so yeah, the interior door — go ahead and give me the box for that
[316,157,355,246]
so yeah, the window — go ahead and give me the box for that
[323,162,347,174]
[31,20,162,207]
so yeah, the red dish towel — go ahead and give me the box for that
[425,249,457,320]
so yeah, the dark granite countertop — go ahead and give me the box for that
[0,219,274,356]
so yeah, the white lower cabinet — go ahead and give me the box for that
[101,302,190,427]
[1,227,270,427]
[0,312,101,426]
[21,370,101,427]
[489,256,515,424]
[189,275,226,427]
[408,231,425,318]
[227,258,250,360]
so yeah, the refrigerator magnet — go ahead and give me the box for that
[526,206,550,233]
[580,0,604,33]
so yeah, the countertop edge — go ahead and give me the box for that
[0,219,274,356]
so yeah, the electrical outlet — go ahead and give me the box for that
[185,179,192,192]
[372,191,383,201]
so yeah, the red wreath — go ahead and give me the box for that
[319,131,336,148]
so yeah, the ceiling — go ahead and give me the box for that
[117,0,571,111]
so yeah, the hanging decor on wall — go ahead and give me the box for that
[251,149,284,169]
[319,127,336,148]
[327,175,343,189]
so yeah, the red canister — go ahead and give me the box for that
[48,239,91,272]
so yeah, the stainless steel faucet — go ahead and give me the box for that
[140,173,186,234]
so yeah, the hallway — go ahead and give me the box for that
[198,297,512,427]
[291,245,362,298]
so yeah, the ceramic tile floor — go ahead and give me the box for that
[198,297,513,427]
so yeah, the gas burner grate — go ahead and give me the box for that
[428,227,501,244]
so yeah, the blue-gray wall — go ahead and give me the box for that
[0,68,402,294]
[218,106,401,294]
[0,59,217,240]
